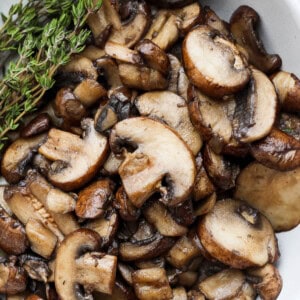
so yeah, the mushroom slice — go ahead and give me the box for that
[73,79,107,107]
[187,290,205,300]
[0,186,12,215]
[250,128,300,171]
[39,118,108,191]
[233,68,277,143]
[194,193,217,217]
[278,113,300,141]
[168,54,182,94]
[110,117,196,207]
[132,268,172,300]
[55,229,117,299]
[0,207,28,255]
[147,0,195,9]
[230,5,282,74]
[247,264,282,300]
[21,113,51,138]
[105,41,143,64]
[235,162,300,231]
[136,39,170,75]
[271,71,300,112]
[143,200,187,237]
[199,269,247,300]
[0,257,27,295]
[168,198,195,226]
[26,218,57,259]
[81,45,106,61]
[118,63,168,91]
[76,179,115,219]
[136,91,202,155]
[1,134,47,184]
[85,209,119,248]
[183,25,250,98]
[145,11,179,50]
[203,145,240,191]
[166,234,201,269]
[188,85,246,155]
[172,287,187,300]
[198,199,278,268]
[103,152,123,175]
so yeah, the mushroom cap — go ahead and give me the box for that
[110,117,196,207]
[197,198,278,269]
[39,119,108,191]
[136,91,202,155]
[183,25,250,98]
[235,162,300,232]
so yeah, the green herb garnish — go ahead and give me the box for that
[0,0,102,150]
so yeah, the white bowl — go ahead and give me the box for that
[0,1,299,299]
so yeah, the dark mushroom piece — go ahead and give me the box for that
[183,25,250,98]
[0,207,28,255]
[197,199,278,268]
[271,71,300,112]
[1,134,47,184]
[110,117,196,208]
[278,113,300,141]
[235,162,300,232]
[20,113,51,138]
[230,5,282,74]
[132,268,173,300]
[38,118,109,191]
[187,290,205,299]
[55,229,117,299]
[146,0,195,9]
[136,91,202,155]
[250,127,300,171]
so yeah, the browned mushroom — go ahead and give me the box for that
[110,117,196,207]
[55,229,117,299]
[197,199,278,268]
[230,5,282,74]
[250,127,300,171]
[146,0,195,9]
[103,152,123,175]
[271,71,300,112]
[183,25,250,98]
[136,91,202,155]
[0,257,27,295]
[247,264,282,300]
[235,162,300,231]
[172,287,188,300]
[20,113,51,138]
[187,290,205,299]
[278,113,300,141]
[1,134,47,184]
[80,45,106,61]
[75,179,115,219]
[39,118,109,191]
[233,67,277,143]
[132,268,172,300]
[0,207,28,255]
[194,193,217,217]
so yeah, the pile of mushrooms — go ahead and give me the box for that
[1,1,300,299]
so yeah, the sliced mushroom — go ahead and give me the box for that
[110,117,196,207]
[198,269,247,300]
[0,207,28,255]
[118,63,168,91]
[25,218,57,259]
[168,54,182,94]
[118,262,134,286]
[168,198,195,226]
[20,113,51,138]
[187,290,205,300]
[1,134,47,184]
[278,113,300,141]
[38,118,108,191]
[73,79,107,107]
[183,25,250,98]
[143,199,187,237]
[136,39,170,75]
[103,152,123,175]
[80,45,106,61]
[235,162,300,231]
[135,257,166,270]
[0,185,12,215]
[271,71,300,112]
[55,229,117,299]
[194,193,217,217]
[166,234,201,269]
[132,268,172,300]
[172,287,187,300]
[233,67,277,143]
[177,271,198,288]
[250,127,300,171]
[230,5,282,74]
[247,264,282,300]
[105,41,143,64]
[147,0,195,9]
[197,199,278,268]
[136,91,202,155]
[0,257,27,295]
[76,179,115,219]
[145,11,179,50]
[85,209,119,248]
[203,145,240,191]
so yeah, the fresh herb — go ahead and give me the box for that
[0,0,102,150]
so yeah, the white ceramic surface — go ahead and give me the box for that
[0,1,300,299]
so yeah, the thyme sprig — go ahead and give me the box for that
[0,0,102,150]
